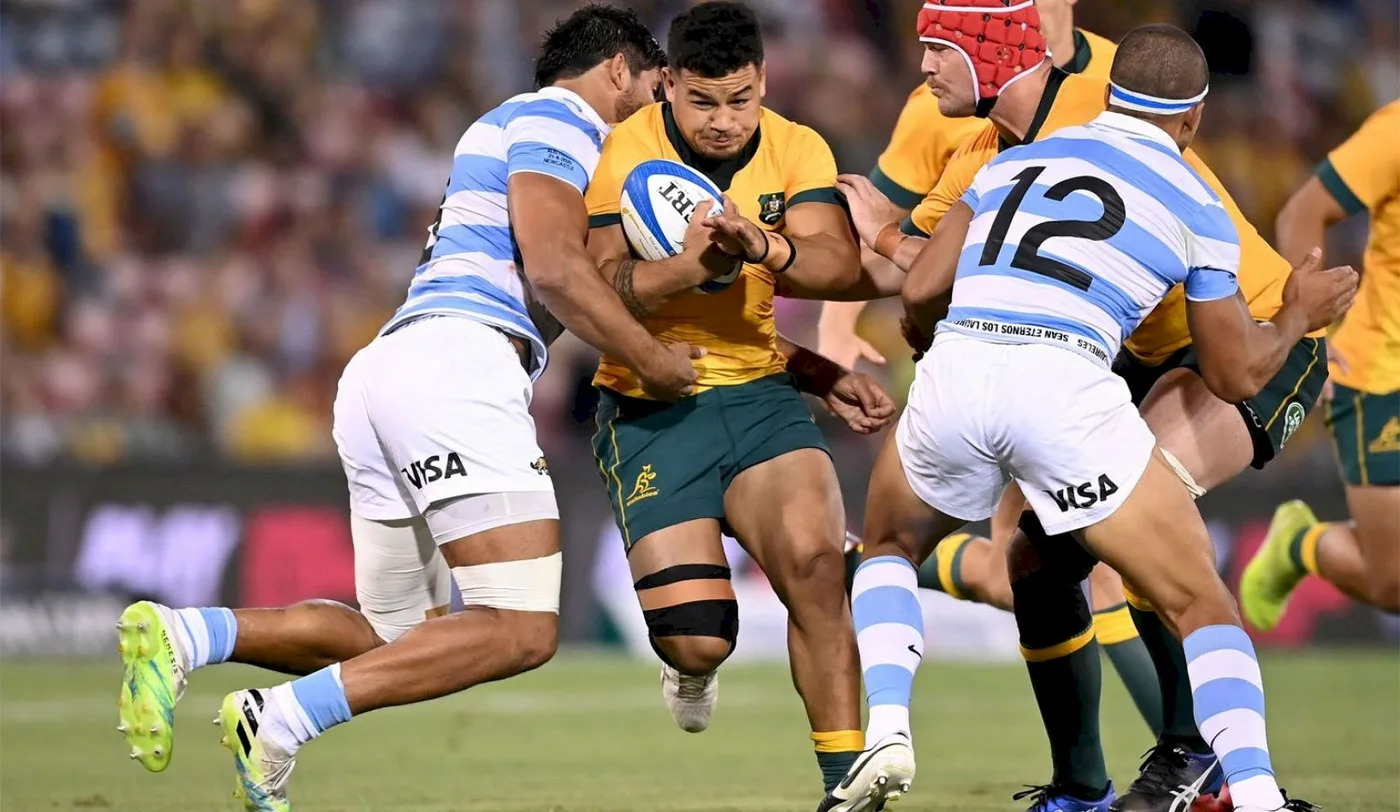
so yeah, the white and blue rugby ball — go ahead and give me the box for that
[620,159,743,294]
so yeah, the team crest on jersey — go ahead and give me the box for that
[757,192,786,226]
[1280,401,1306,447]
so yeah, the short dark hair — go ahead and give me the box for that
[534,3,666,89]
[667,1,764,78]
[1109,24,1210,108]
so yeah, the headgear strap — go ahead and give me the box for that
[917,0,1048,118]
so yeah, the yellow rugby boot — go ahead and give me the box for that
[116,601,187,772]
[1240,500,1318,632]
[218,689,295,812]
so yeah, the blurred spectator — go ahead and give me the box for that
[0,0,1392,465]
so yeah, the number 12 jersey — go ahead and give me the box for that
[944,111,1241,367]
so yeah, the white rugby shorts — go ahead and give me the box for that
[333,316,555,523]
[896,331,1156,535]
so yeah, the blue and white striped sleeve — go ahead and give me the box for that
[503,100,604,195]
[1183,201,1241,302]
[959,165,992,213]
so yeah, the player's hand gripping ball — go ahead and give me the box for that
[620,159,742,293]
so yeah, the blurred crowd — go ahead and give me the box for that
[1,0,1396,466]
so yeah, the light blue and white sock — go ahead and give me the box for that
[172,607,237,670]
[1184,625,1285,810]
[851,556,924,746]
[263,663,354,754]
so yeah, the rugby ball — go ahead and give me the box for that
[620,159,743,294]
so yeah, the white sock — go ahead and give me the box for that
[851,556,924,746]
[261,683,320,755]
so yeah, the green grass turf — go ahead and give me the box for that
[1,651,1395,811]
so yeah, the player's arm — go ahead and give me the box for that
[758,198,862,297]
[1277,105,1398,266]
[1187,205,1357,402]
[510,174,699,396]
[777,334,896,435]
[1275,177,1349,269]
[587,217,736,319]
[900,200,974,352]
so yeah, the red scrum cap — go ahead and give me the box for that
[917,0,1048,117]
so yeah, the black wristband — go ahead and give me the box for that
[744,231,772,265]
[773,234,797,274]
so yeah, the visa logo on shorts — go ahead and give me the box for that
[1044,474,1119,512]
[402,452,467,489]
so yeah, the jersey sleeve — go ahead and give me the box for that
[1319,101,1400,216]
[1183,201,1242,301]
[503,100,604,196]
[785,125,841,208]
[906,130,995,237]
[871,87,941,210]
[584,125,642,228]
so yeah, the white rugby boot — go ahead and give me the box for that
[816,732,917,812]
[660,664,718,733]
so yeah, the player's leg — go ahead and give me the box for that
[711,375,873,802]
[1087,562,1163,736]
[117,349,446,772]
[591,385,735,732]
[1242,385,1400,628]
[1075,454,1302,812]
[914,484,1020,609]
[212,318,563,811]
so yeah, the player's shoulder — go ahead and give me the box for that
[1054,72,1111,116]
[759,106,832,158]
[1358,99,1400,136]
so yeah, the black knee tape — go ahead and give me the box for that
[1012,567,1093,651]
[643,600,740,666]
[633,563,731,591]
[635,564,738,668]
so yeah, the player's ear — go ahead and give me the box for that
[1178,104,1205,150]
[1102,85,1112,109]
[608,53,629,91]
[662,67,677,104]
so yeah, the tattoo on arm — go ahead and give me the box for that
[613,259,649,320]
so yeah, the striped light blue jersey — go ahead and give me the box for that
[941,111,1241,367]
[381,86,609,379]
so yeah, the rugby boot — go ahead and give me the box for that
[1111,742,1222,812]
[661,664,718,733]
[117,601,189,772]
[815,732,916,812]
[217,689,295,812]
[1012,783,1115,811]
[1240,500,1318,632]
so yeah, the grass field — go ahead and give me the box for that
[1,651,1396,812]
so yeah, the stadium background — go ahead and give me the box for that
[2,0,1398,652]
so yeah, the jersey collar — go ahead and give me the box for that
[1091,110,1182,152]
[998,67,1068,152]
[1063,29,1093,75]
[538,85,612,136]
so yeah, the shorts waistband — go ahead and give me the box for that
[940,317,1113,367]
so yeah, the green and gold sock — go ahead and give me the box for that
[812,730,863,792]
[1023,627,1111,799]
[1094,602,1164,735]
[1128,602,1207,748]
[1288,522,1330,575]
[916,532,977,599]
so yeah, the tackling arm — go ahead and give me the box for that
[509,174,674,375]
[901,201,973,345]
